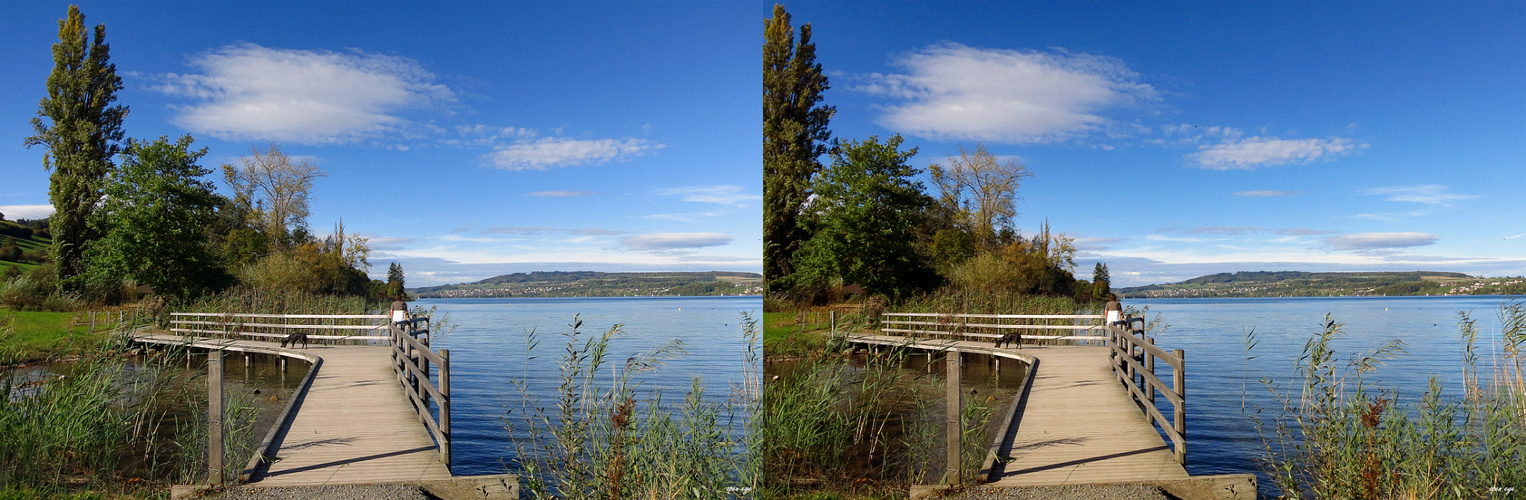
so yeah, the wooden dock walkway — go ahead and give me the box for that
[848,334,1189,487]
[133,334,452,486]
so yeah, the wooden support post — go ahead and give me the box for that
[829,310,836,335]
[208,349,224,486]
[945,350,963,486]
[1173,348,1186,464]
[440,349,451,467]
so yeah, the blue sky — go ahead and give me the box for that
[0,2,760,287]
[781,1,1526,287]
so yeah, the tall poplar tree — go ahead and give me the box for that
[763,4,834,293]
[24,5,128,293]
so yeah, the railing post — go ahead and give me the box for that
[440,348,451,467]
[1174,348,1186,464]
[945,349,962,486]
[1146,337,1156,408]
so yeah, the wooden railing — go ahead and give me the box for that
[389,318,450,466]
[169,312,389,341]
[1108,318,1186,463]
[879,312,1108,344]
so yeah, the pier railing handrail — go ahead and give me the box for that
[1108,322,1186,464]
[389,319,450,467]
[168,312,389,341]
[879,312,1108,343]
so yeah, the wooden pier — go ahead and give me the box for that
[853,313,1193,488]
[134,313,453,487]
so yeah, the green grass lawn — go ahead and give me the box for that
[0,308,112,364]
[763,311,841,359]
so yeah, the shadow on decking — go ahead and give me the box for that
[1001,444,1170,477]
[257,445,438,479]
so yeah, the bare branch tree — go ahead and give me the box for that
[227,144,326,249]
[929,144,1032,249]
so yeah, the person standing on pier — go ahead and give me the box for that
[1104,293,1124,325]
[390,295,410,329]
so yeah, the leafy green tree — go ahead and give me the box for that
[764,4,834,293]
[797,135,940,301]
[1093,262,1111,298]
[386,262,406,298]
[86,135,231,302]
[24,5,128,293]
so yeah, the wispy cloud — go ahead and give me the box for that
[528,190,598,198]
[620,233,734,251]
[1325,232,1439,250]
[656,185,760,206]
[647,211,727,222]
[0,204,54,220]
[1234,190,1304,197]
[439,234,506,243]
[847,43,1158,144]
[481,137,659,170]
[1189,136,1366,170]
[1362,185,1479,206]
[478,226,625,236]
[152,43,454,144]
[1179,226,1335,236]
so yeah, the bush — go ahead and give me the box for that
[238,252,319,295]
[0,264,78,312]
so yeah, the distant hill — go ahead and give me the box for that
[1118,271,1525,298]
[0,220,52,274]
[409,271,764,298]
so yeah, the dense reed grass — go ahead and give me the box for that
[758,342,996,497]
[506,314,756,499]
[0,318,261,497]
[901,289,1090,316]
[177,285,373,316]
[1255,303,1526,499]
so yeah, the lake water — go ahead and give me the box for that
[415,296,761,477]
[1130,295,1520,497]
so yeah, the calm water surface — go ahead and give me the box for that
[1132,295,1520,497]
[417,296,760,476]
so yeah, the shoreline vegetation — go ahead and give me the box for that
[1122,270,1526,298]
[409,271,764,299]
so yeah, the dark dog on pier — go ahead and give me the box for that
[280,332,309,349]
[994,331,1021,349]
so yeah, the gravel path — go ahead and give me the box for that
[950,483,1172,500]
[208,484,432,500]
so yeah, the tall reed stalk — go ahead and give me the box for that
[507,314,754,499]
[1256,304,1526,499]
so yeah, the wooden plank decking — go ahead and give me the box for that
[133,334,452,486]
[848,334,1188,487]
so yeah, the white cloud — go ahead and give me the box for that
[1362,185,1479,206]
[1190,136,1366,170]
[481,137,659,170]
[154,43,453,144]
[1325,232,1439,250]
[620,233,733,251]
[850,43,1158,144]
[0,205,54,220]
[656,185,760,206]
[1234,190,1304,197]
[528,190,598,198]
